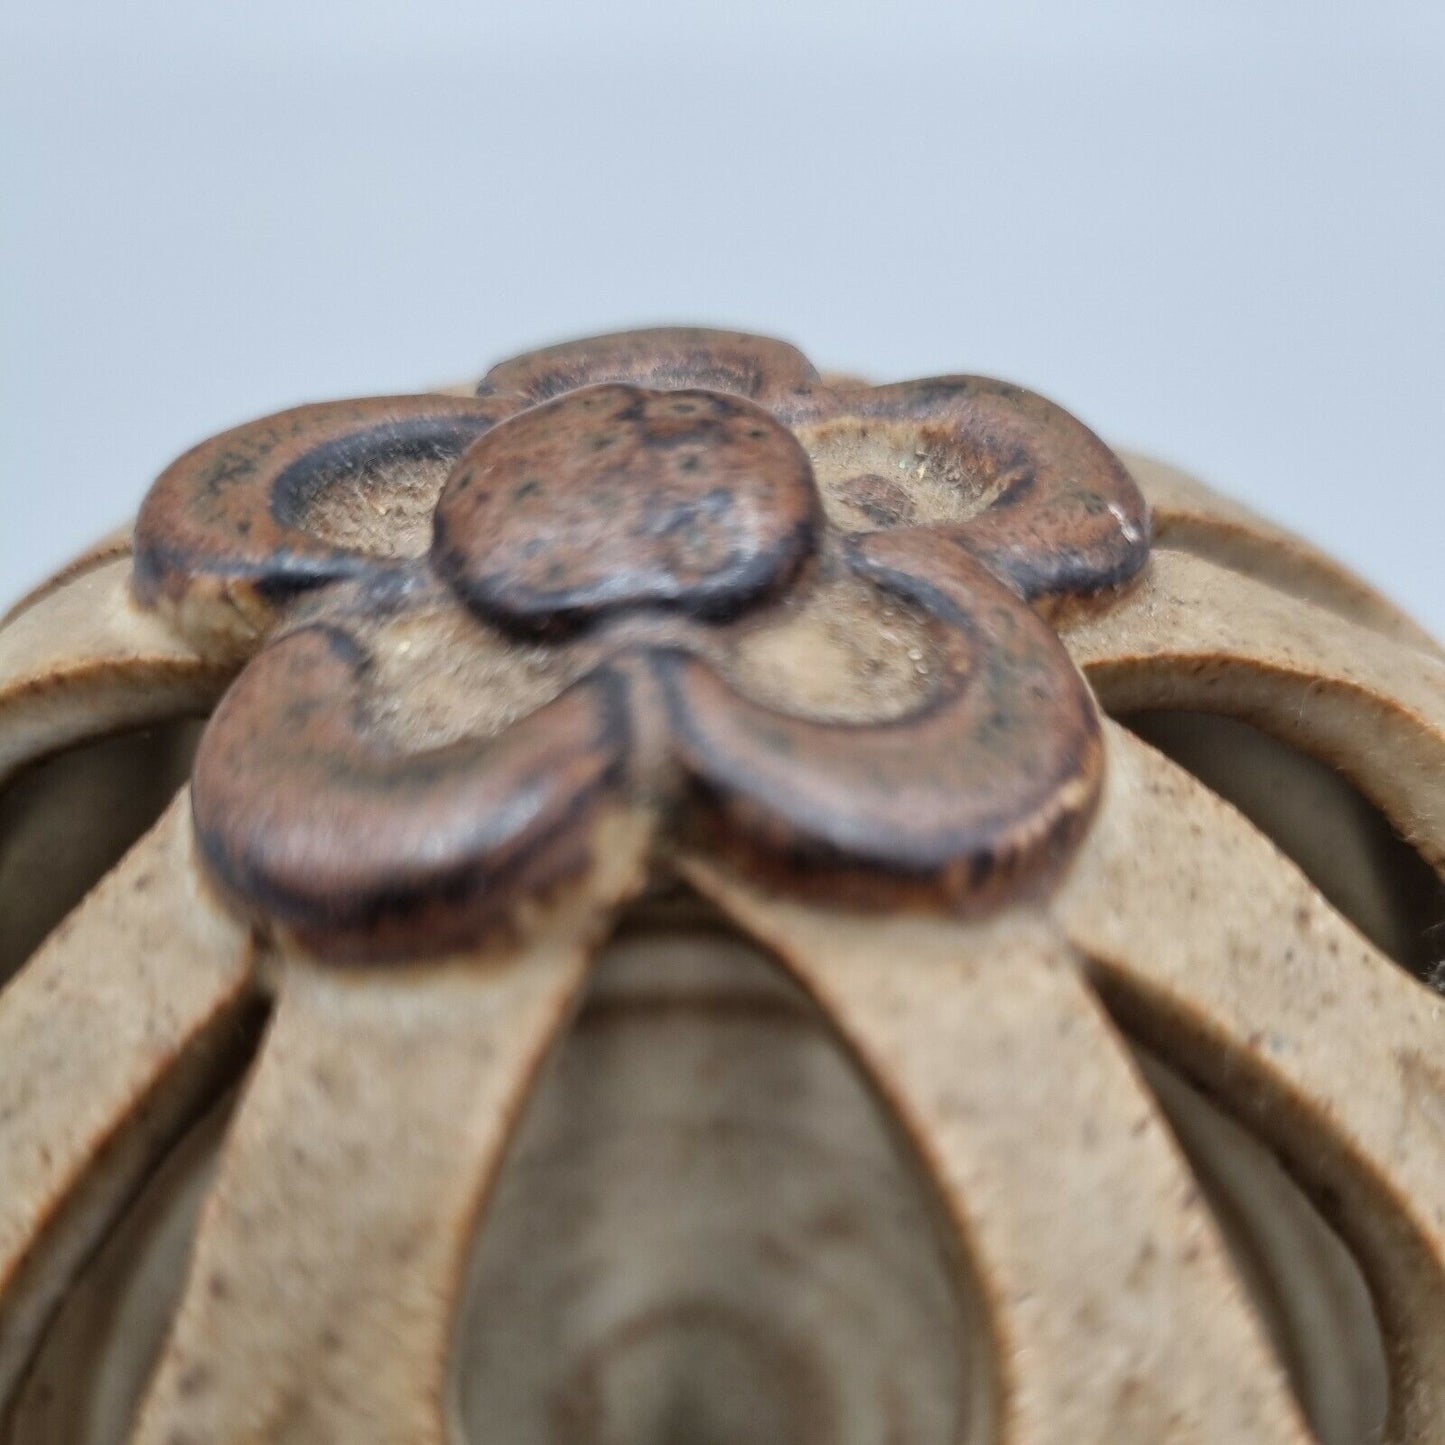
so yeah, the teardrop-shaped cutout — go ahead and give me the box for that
[1128,1044,1389,1445]
[453,907,993,1445]
[0,719,205,985]
[2,1094,237,1445]
[1118,710,1445,987]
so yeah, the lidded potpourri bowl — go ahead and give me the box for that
[0,328,1442,1445]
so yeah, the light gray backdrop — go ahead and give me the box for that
[3,2,1441,634]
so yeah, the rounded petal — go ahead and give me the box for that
[477,326,820,407]
[191,624,636,960]
[792,376,1150,607]
[133,395,514,654]
[434,385,821,634]
[657,530,1102,911]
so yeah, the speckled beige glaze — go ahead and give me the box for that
[0,561,231,788]
[0,798,257,1405]
[1,329,1442,1445]
[128,816,651,1445]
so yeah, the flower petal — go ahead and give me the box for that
[434,385,820,634]
[134,395,514,655]
[791,376,1150,607]
[477,327,820,407]
[656,531,1102,911]
[192,624,638,960]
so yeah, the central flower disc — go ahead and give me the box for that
[432,384,821,633]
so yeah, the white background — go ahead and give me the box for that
[3,2,1441,635]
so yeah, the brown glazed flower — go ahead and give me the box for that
[133,329,1148,959]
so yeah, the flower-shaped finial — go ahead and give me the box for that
[133,328,1149,959]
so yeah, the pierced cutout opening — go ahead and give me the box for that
[453,905,992,1445]
[1119,710,1445,988]
[1128,1044,1389,1445]
[1,1095,237,1445]
[0,720,205,986]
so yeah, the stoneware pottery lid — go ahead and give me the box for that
[1,329,1442,1443]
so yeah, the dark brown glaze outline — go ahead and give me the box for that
[656,529,1104,910]
[475,327,822,409]
[134,395,517,631]
[433,384,823,638]
[191,624,633,961]
[786,376,1151,608]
